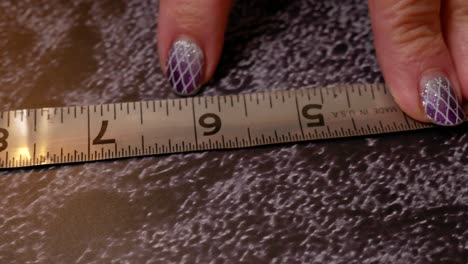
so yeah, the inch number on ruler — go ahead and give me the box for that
[0,84,432,169]
[0,128,8,152]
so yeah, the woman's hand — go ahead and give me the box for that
[157,0,466,126]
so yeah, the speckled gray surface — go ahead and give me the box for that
[0,0,467,263]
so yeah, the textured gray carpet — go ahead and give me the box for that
[0,0,467,263]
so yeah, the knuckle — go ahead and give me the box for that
[450,3,468,23]
[173,2,206,29]
[384,1,443,60]
[171,0,224,31]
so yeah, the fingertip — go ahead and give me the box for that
[369,0,466,126]
[157,0,232,95]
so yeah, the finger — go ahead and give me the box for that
[369,0,465,126]
[443,0,468,102]
[158,0,232,96]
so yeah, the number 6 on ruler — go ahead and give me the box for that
[199,113,222,136]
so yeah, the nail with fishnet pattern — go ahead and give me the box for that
[166,39,204,96]
[421,75,465,126]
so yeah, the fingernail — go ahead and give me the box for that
[166,39,204,96]
[421,74,465,126]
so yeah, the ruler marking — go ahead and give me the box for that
[345,87,351,108]
[33,110,37,131]
[141,135,145,154]
[100,104,103,116]
[33,143,36,166]
[326,126,332,137]
[87,106,91,159]
[126,103,130,114]
[382,84,388,94]
[295,95,305,138]
[166,101,169,116]
[191,98,199,147]
[140,102,143,125]
[113,103,117,120]
[351,118,358,131]
[247,128,252,145]
[319,88,324,104]
[269,93,273,108]
[403,113,412,129]
[379,121,385,132]
[243,94,248,117]
[152,100,156,112]
[60,108,64,123]
[218,96,222,112]
[340,127,346,137]
[168,139,172,152]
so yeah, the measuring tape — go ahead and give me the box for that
[0,83,432,169]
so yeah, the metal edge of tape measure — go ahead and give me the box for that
[0,83,437,169]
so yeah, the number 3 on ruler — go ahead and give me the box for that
[0,128,8,152]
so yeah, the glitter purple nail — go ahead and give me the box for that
[166,39,204,96]
[421,76,465,126]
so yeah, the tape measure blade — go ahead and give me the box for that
[0,84,433,169]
